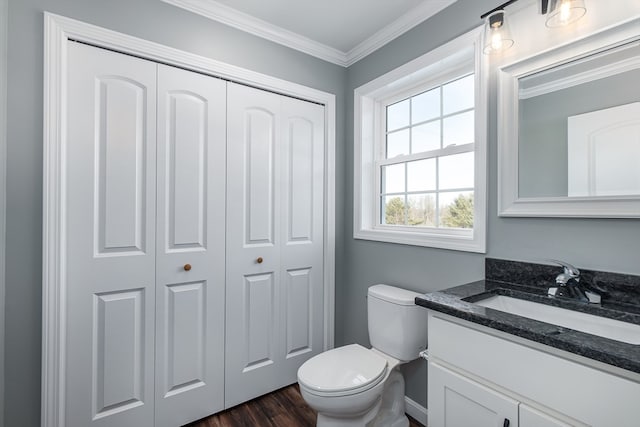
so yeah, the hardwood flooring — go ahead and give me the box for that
[185,384,424,427]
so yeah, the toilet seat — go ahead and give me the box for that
[298,344,387,397]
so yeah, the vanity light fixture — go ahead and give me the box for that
[481,0,588,54]
[482,9,515,54]
[545,0,587,27]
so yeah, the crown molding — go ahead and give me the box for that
[161,0,349,66]
[345,0,456,66]
[161,0,457,67]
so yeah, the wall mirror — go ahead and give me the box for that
[497,18,640,217]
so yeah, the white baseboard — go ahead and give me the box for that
[405,396,428,426]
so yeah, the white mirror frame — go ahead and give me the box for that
[497,17,640,218]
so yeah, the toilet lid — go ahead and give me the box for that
[298,344,387,395]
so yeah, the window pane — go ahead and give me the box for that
[439,152,474,190]
[407,159,436,192]
[383,196,406,225]
[443,111,474,146]
[387,99,410,131]
[411,88,440,124]
[382,163,405,194]
[412,121,440,153]
[408,194,436,227]
[439,191,474,228]
[387,129,410,158]
[443,74,474,115]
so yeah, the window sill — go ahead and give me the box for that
[353,227,486,253]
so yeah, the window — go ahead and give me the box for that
[354,28,487,252]
[381,74,475,228]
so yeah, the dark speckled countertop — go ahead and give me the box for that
[415,259,640,374]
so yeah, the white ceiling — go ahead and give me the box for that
[162,0,458,66]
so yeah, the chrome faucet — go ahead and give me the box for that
[553,260,581,285]
[547,260,601,304]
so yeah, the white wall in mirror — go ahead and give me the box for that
[568,102,640,197]
[496,2,640,218]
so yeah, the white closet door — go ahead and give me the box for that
[278,96,325,381]
[66,42,157,427]
[225,83,325,407]
[155,65,226,426]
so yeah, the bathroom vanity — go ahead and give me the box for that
[417,259,640,427]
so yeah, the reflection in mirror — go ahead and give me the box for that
[568,102,640,196]
[517,41,640,198]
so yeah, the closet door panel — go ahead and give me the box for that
[96,77,148,253]
[156,64,226,427]
[284,268,313,356]
[66,42,157,427]
[245,109,276,244]
[243,273,276,367]
[279,98,325,379]
[226,83,325,407]
[226,83,282,408]
[165,91,208,248]
[163,281,206,392]
[287,117,314,241]
[93,290,145,416]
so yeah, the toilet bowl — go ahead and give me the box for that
[297,285,427,427]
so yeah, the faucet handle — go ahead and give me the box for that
[548,259,580,278]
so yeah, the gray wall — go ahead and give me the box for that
[4,1,345,426]
[343,0,640,410]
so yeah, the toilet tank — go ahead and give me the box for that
[367,284,428,362]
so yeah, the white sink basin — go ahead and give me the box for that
[475,295,640,345]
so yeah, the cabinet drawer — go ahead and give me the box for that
[429,313,640,427]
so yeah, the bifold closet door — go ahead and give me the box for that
[66,42,157,427]
[225,83,325,407]
[65,42,226,427]
[155,65,226,427]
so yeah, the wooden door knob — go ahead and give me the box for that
[183,263,192,271]
[256,257,263,264]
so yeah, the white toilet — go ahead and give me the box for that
[297,284,428,427]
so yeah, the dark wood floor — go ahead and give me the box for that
[185,384,424,427]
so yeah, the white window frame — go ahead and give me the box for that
[354,27,488,253]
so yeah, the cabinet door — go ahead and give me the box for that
[429,362,518,427]
[155,64,226,426]
[66,42,157,427]
[225,83,325,407]
[520,404,572,427]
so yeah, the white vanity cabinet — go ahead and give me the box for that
[427,311,640,427]
[429,362,569,427]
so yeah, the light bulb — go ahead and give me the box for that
[559,1,572,24]
[546,0,587,28]
[491,33,503,51]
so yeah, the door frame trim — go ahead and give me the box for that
[42,12,336,427]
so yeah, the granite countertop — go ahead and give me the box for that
[415,259,640,375]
